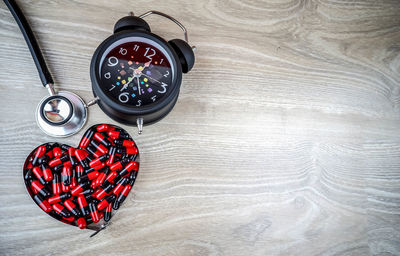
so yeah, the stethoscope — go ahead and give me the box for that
[4,0,95,137]
[4,0,194,137]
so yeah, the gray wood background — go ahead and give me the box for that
[0,0,399,255]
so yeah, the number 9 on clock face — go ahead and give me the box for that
[99,38,174,107]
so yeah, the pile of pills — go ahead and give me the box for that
[23,124,139,229]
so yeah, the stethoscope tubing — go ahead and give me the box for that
[3,0,54,86]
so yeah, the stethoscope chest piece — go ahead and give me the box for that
[36,91,87,137]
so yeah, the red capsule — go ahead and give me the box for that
[76,217,87,229]
[32,166,47,185]
[61,183,70,193]
[64,199,81,216]
[52,144,62,158]
[80,129,94,148]
[90,140,108,155]
[114,139,135,148]
[74,149,90,168]
[77,195,90,216]
[92,171,107,188]
[97,194,116,211]
[31,180,51,197]
[33,194,52,213]
[105,171,118,184]
[41,163,53,182]
[52,203,71,218]
[32,145,47,166]
[48,154,69,167]
[71,182,90,196]
[96,124,111,132]
[48,193,71,204]
[52,173,61,195]
[110,159,128,172]
[89,155,109,168]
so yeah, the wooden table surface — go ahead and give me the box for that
[1,0,400,255]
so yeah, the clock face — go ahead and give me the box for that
[99,37,174,107]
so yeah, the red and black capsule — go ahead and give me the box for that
[40,163,53,182]
[52,203,71,218]
[33,194,52,213]
[90,140,108,155]
[77,195,90,216]
[114,139,135,148]
[88,201,100,223]
[104,202,113,222]
[77,171,99,184]
[31,180,51,197]
[96,183,115,200]
[97,194,116,211]
[70,168,78,189]
[112,177,128,195]
[108,130,130,139]
[71,182,90,196]
[64,199,81,217]
[112,200,120,210]
[32,145,47,166]
[24,168,34,183]
[79,188,94,197]
[61,183,70,193]
[52,173,61,195]
[48,154,69,168]
[52,143,62,158]
[48,193,71,204]
[76,165,84,179]
[117,147,138,156]
[76,217,87,229]
[110,159,129,172]
[119,161,139,177]
[106,146,117,166]
[62,166,71,186]
[74,149,90,169]
[79,128,95,149]
[102,171,118,188]
[85,162,105,174]
[60,145,78,167]
[94,132,111,147]
[86,145,104,158]
[89,154,109,168]
[32,166,47,185]
[116,182,133,205]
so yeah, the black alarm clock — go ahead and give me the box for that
[90,11,195,133]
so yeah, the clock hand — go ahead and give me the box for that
[141,73,162,84]
[136,76,141,95]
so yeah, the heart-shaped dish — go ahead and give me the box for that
[23,124,139,230]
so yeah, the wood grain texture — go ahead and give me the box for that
[0,0,400,255]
